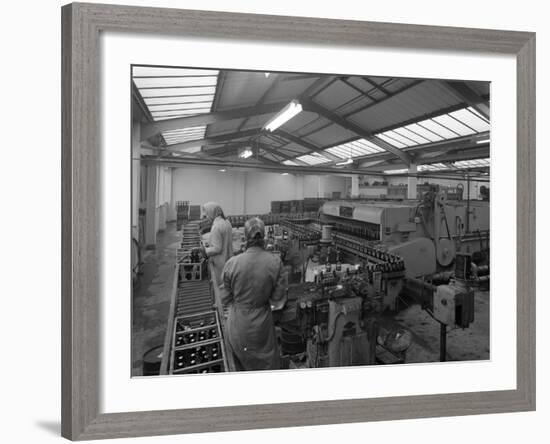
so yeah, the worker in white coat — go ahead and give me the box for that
[220,217,287,371]
[200,202,233,287]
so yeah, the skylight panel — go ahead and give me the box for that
[144,95,215,106]
[466,107,490,123]
[350,140,384,154]
[393,127,432,145]
[147,103,215,112]
[432,114,476,136]
[418,163,448,171]
[134,76,218,89]
[448,108,490,133]
[150,108,211,118]
[296,153,331,165]
[375,133,408,149]
[283,160,299,166]
[132,67,219,77]
[324,138,385,159]
[402,123,444,142]
[453,158,490,169]
[162,126,207,145]
[139,86,217,98]
[415,120,458,139]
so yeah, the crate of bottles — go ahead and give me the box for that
[170,310,227,374]
[178,261,206,282]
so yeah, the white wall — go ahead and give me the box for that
[387,176,487,200]
[171,166,350,215]
[172,166,246,215]
[244,171,302,213]
[319,175,351,199]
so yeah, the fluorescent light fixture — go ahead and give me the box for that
[264,72,270,78]
[336,158,353,166]
[238,148,253,159]
[384,169,409,175]
[263,100,302,132]
[177,146,202,154]
[218,168,226,172]
[476,138,490,144]
[281,172,289,176]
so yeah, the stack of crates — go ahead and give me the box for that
[181,222,201,249]
[280,201,291,213]
[188,205,201,221]
[304,198,325,212]
[170,310,228,374]
[176,201,189,231]
[271,201,282,214]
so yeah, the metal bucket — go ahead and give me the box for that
[142,345,164,376]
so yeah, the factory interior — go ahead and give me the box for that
[131,65,490,376]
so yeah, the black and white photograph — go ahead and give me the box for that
[131,65,491,376]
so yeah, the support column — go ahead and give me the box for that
[168,168,176,222]
[242,171,247,215]
[351,175,359,198]
[295,175,305,200]
[131,120,141,240]
[145,165,158,249]
[407,163,418,199]
[318,176,325,198]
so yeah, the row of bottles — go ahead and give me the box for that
[173,343,222,370]
[175,327,219,347]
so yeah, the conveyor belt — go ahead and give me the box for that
[175,280,214,317]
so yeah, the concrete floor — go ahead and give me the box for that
[132,222,180,376]
[383,291,490,363]
[132,221,490,375]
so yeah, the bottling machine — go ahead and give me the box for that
[162,190,490,374]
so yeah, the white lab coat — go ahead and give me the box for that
[204,216,233,286]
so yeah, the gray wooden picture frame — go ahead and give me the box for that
[61,2,536,440]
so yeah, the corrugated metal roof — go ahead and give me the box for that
[215,71,273,111]
[133,65,490,169]
[348,81,461,132]
[315,81,363,110]
[305,124,358,147]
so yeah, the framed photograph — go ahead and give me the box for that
[62,2,535,440]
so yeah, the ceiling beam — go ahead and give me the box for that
[200,139,309,166]
[274,129,340,162]
[355,132,490,168]
[362,77,391,96]
[140,101,288,141]
[197,141,251,158]
[359,145,489,172]
[141,155,387,176]
[298,76,336,101]
[256,142,310,165]
[416,146,489,164]
[140,155,489,182]
[443,81,490,120]
[164,128,261,152]
[301,99,413,165]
